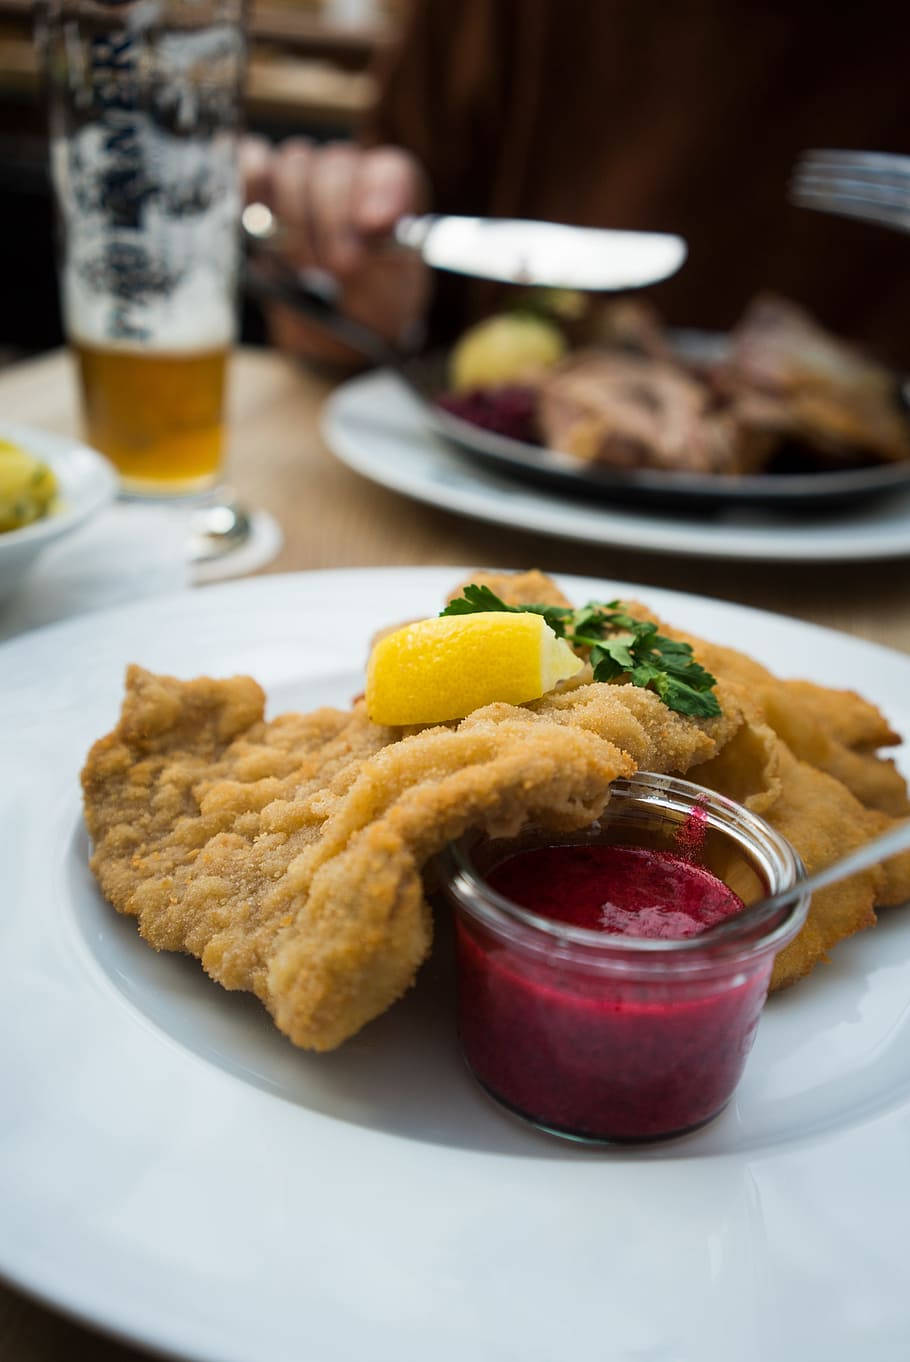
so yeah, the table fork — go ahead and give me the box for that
[790,149,910,233]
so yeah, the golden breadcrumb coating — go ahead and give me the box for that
[82,653,739,1048]
[469,571,910,988]
[82,569,909,1047]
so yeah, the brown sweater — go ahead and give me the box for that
[366,0,910,364]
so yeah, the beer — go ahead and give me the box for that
[74,341,229,494]
[44,0,245,498]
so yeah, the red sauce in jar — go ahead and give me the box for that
[456,843,770,1141]
[487,844,742,939]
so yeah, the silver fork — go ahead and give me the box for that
[790,148,910,233]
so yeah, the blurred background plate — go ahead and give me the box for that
[406,337,910,512]
[323,369,910,563]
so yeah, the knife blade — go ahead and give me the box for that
[394,214,687,290]
[242,203,687,292]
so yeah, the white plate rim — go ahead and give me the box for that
[321,371,910,563]
[3,566,910,1362]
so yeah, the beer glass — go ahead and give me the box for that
[40,0,245,499]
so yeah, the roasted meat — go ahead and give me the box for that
[714,294,910,463]
[536,351,773,475]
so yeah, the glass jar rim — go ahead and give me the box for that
[440,771,810,971]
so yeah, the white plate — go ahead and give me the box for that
[0,422,117,601]
[323,371,910,562]
[3,567,910,1362]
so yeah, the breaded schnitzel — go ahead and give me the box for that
[469,571,910,989]
[82,570,910,1048]
[82,654,742,1049]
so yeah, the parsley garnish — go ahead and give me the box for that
[441,584,721,718]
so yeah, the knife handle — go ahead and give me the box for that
[242,201,420,258]
[243,245,427,380]
[391,214,434,254]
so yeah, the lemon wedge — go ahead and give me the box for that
[366,612,584,725]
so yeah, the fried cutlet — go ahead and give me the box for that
[82,569,909,1047]
[471,571,910,987]
[82,656,742,1049]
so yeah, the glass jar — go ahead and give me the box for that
[440,772,809,1144]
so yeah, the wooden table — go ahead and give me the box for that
[1,345,909,1360]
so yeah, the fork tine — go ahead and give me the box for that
[791,173,910,209]
[794,164,910,191]
[796,148,910,177]
[790,147,910,233]
[792,168,910,200]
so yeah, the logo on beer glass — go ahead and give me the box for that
[55,16,241,350]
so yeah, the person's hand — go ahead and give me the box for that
[241,136,431,364]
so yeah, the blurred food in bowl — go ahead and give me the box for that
[0,441,58,533]
[449,312,566,391]
[536,351,776,477]
[436,385,541,444]
[435,294,910,479]
[715,296,910,466]
[0,424,117,603]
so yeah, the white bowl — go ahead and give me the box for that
[0,422,117,603]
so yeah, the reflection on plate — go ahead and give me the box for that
[2,569,910,1362]
[324,371,910,562]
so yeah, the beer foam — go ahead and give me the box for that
[54,125,240,353]
[64,264,236,352]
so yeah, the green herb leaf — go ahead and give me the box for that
[440,585,572,636]
[440,583,521,616]
[441,584,721,717]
